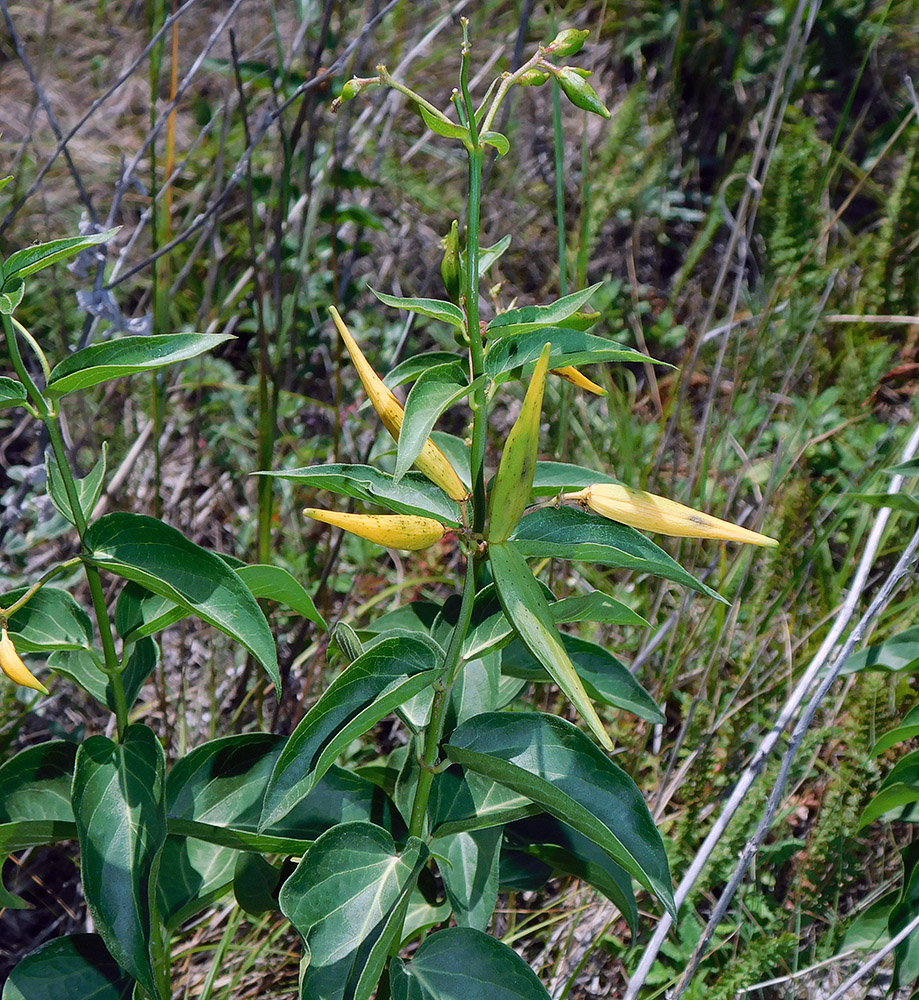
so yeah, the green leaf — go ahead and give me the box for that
[475,235,512,279]
[429,766,541,840]
[233,852,283,916]
[488,541,612,750]
[384,352,462,389]
[502,634,664,723]
[2,229,118,282]
[236,564,325,629]
[0,277,24,315]
[462,585,647,662]
[480,130,509,156]
[279,822,428,1000]
[369,287,465,328]
[858,783,919,830]
[419,105,469,141]
[395,363,472,484]
[444,712,675,916]
[509,506,725,603]
[48,641,154,712]
[841,626,919,675]
[0,855,29,909]
[260,464,461,526]
[430,432,471,490]
[45,443,107,526]
[0,819,78,853]
[485,283,602,338]
[0,741,76,824]
[872,723,919,757]
[3,586,93,653]
[113,582,184,642]
[530,461,619,496]
[390,927,550,1000]
[886,458,919,477]
[83,513,279,691]
[2,934,134,1000]
[485,329,660,381]
[72,725,167,999]
[505,815,637,931]
[162,734,401,925]
[438,827,502,930]
[0,375,27,409]
[260,636,439,829]
[46,333,232,397]
[849,492,919,515]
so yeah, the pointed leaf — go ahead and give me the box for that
[370,287,465,328]
[502,634,664,723]
[3,586,93,653]
[438,827,502,930]
[0,278,24,315]
[83,513,279,690]
[279,822,428,1000]
[2,934,134,1000]
[2,229,118,281]
[849,492,919,515]
[841,626,919,675]
[46,333,232,397]
[113,581,184,642]
[46,443,107,526]
[0,741,76,824]
[475,235,512,279]
[480,130,509,156]
[395,363,472,484]
[530,461,619,496]
[429,766,541,839]
[0,376,26,409]
[385,352,462,389]
[236,564,325,628]
[488,541,612,750]
[261,636,439,829]
[162,733,400,926]
[260,464,461,525]
[444,712,674,916]
[505,815,637,931]
[485,328,659,382]
[509,506,725,603]
[390,927,550,1000]
[72,725,167,999]
[486,284,602,338]
[419,105,469,141]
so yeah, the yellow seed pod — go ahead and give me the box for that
[487,343,552,543]
[568,484,778,547]
[0,627,49,695]
[329,307,468,503]
[304,508,448,551]
[550,366,606,396]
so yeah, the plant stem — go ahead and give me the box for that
[465,149,488,534]
[2,313,130,739]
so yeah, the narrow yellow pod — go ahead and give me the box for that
[567,484,778,547]
[304,508,447,551]
[550,365,606,396]
[329,307,468,503]
[0,627,49,695]
[487,343,552,543]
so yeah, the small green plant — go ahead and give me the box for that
[0,23,777,1000]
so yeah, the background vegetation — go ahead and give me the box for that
[1,0,919,996]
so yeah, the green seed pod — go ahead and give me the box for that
[487,343,551,543]
[556,67,611,119]
[440,220,462,303]
[517,68,550,87]
[337,76,381,104]
[546,28,590,58]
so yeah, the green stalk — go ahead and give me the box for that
[551,74,570,453]
[2,313,129,739]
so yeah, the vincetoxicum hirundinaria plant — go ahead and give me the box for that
[0,23,776,1000]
